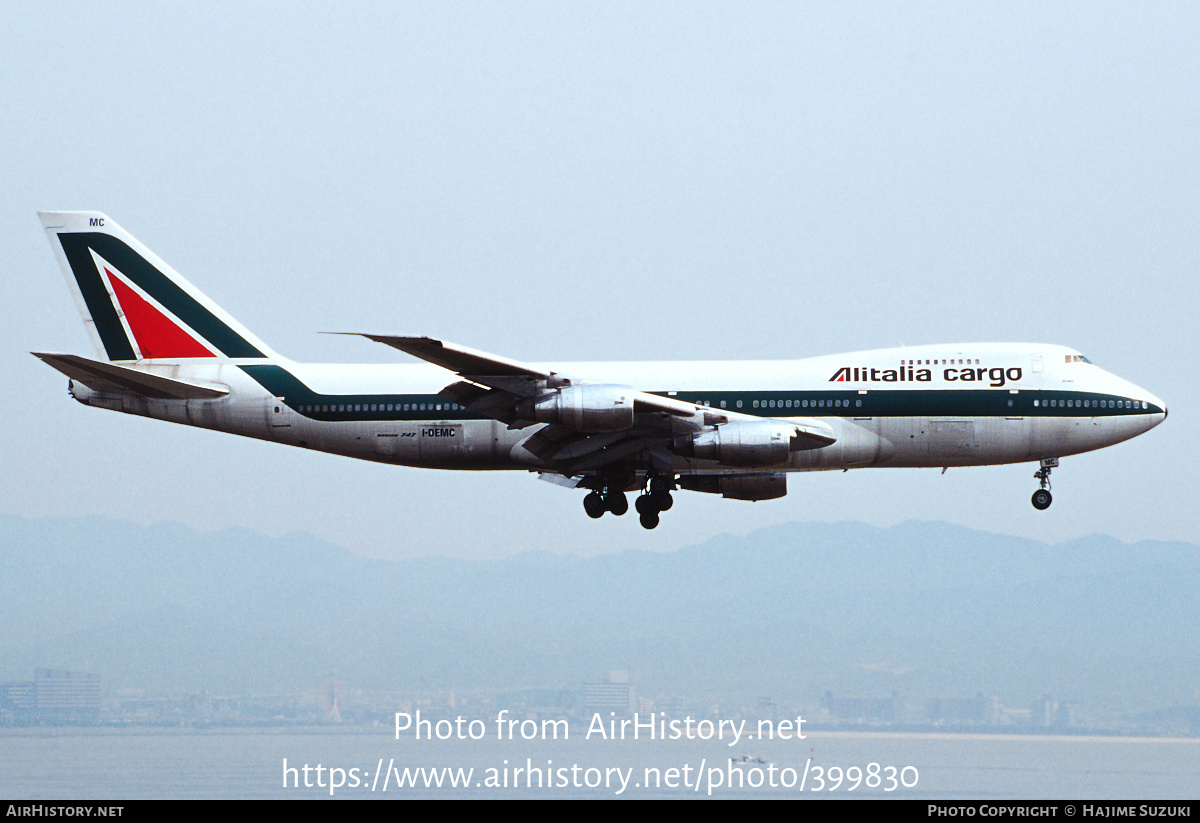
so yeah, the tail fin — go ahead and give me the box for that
[39,211,277,362]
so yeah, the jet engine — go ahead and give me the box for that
[516,384,634,432]
[673,421,795,467]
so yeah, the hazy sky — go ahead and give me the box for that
[2,2,1197,559]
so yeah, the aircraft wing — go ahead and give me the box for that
[350,334,835,474]
[353,334,739,413]
[355,335,544,381]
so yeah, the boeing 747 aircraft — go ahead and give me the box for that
[34,212,1168,529]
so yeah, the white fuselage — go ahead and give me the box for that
[66,342,1167,475]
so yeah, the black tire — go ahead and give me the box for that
[651,491,673,512]
[649,476,669,493]
[584,492,606,518]
[635,494,655,515]
[1031,489,1052,510]
[639,511,660,530]
[606,491,628,516]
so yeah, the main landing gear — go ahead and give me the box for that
[583,485,628,518]
[583,474,675,529]
[1031,458,1058,510]
[634,474,674,530]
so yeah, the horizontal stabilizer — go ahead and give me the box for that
[32,353,229,400]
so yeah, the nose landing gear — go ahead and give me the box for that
[1031,458,1058,510]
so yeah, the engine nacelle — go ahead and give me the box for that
[678,472,787,501]
[673,421,794,467]
[517,384,635,432]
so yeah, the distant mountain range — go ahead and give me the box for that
[1,515,1197,716]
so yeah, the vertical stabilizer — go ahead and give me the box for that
[38,211,277,362]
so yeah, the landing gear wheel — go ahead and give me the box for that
[639,511,660,530]
[605,490,628,516]
[635,494,655,515]
[584,492,606,519]
[651,490,673,511]
[649,475,669,493]
[1032,458,1056,511]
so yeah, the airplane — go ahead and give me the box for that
[34,211,1168,529]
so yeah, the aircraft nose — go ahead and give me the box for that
[1142,389,1168,426]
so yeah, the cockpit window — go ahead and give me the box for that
[1065,354,1093,364]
